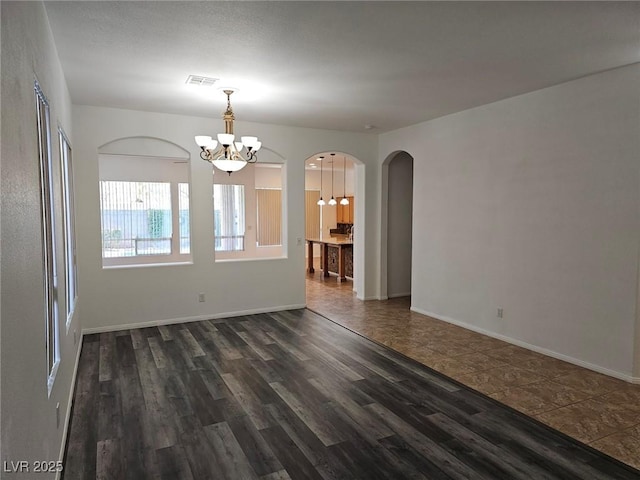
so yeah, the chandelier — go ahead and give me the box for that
[195,89,261,175]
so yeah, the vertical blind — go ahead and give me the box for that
[256,188,282,246]
[305,190,320,239]
[99,181,172,257]
[179,183,190,254]
[213,184,245,251]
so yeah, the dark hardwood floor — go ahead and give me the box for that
[63,309,640,479]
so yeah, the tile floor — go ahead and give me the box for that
[305,265,640,470]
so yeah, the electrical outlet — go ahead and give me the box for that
[297,237,302,246]
[56,402,60,428]
[198,293,205,303]
[497,308,504,319]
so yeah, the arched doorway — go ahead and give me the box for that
[381,151,414,299]
[303,152,365,301]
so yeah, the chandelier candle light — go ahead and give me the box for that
[195,89,261,175]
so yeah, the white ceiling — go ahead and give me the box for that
[44,1,640,133]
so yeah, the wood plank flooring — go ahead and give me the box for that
[63,309,640,479]
[306,269,640,470]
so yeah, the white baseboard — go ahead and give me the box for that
[82,304,307,335]
[373,294,410,301]
[388,292,411,299]
[56,333,84,480]
[411,306,637,384]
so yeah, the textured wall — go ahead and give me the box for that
[380,64,640,379]
[1,1,79,475]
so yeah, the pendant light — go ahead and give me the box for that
[328,153,337,205]
[316,156,326,206]
[340,155,350,205]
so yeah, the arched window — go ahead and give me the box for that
[98,138,191,267]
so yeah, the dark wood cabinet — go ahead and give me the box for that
[327,244,353,278]
[307,236,353,281]
[328,246,338,273]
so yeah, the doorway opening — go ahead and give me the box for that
[304,152,363,310]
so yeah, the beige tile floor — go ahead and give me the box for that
[305,265,640,470]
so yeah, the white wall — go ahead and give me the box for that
[73,105,378,330]
[100,154,190,182]
[305,162,356,197]
[380,64,640,380]
[255,163,284,188]
[387,152,413,298]
[1,1,80,473]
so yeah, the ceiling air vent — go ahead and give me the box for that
[185,75,218,87]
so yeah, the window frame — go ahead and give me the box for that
[213,163,286,260]
[35,80,60,391]
[58,127,77,330]
[98,154,192,268]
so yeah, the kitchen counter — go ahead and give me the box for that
[306,235,352,246]
[306,236,353,282]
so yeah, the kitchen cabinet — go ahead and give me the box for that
[306,235,353,282]
[336,196,354,224]
[327,244,353,278]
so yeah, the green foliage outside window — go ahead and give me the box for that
[147,209,164,238]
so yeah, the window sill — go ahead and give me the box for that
[65,300,78,334]
[102,261,194,270]
[47,360,60,398]
[215,256,288,263]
